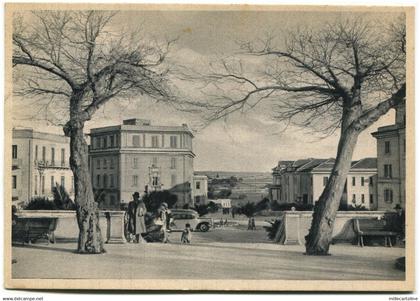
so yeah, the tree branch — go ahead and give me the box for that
[351,83,406,131]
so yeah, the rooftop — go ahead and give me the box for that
[12,128,69,144]
[351,157,377,169]
[90,119,194,136]
[272,157,377,174]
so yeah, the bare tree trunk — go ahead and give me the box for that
[64,94,105,254]
[305,127,360,255]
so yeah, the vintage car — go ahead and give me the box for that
[170,209,213,232]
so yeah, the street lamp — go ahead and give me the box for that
[36,160,46,195]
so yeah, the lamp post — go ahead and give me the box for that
[36,160,46,196]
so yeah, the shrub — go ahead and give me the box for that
[338,203,368,211]
[207,201,219,213]
[24,184,76,210]
[264,218,282,240]
[52,184,76,210]
[195,204,209,216]
[23,197,57,210]
[271,202,314,211]
[143,190,177,213]
[239,202,257,218]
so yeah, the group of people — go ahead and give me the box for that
[126,192,172,243]
[125,191,192,244]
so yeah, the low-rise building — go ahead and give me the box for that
[12,128,74,206]
[88,119,195,209]
[269,157,378,210]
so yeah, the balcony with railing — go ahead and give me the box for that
[34,160,70,170]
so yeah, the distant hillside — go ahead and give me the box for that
[195,171,272,181]
[195,170,272,204]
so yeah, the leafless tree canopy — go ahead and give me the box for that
[13,11,176,126]
[182,16,406,136]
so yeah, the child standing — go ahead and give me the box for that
[181,223,192,244]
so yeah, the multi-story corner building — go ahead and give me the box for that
[269,157,378,210]
[88,119,195,209]
[12,128,74,206]
[372,101,406,210]
[192,174,208,205]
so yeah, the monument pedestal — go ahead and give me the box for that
[104,211,126,244]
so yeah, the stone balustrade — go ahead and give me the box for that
[274,210,389,245]
[16,210,126,244]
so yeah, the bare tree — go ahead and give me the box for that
[12,11,176,253]
[183,16,406,255]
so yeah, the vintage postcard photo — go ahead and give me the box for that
[4,3,414,291]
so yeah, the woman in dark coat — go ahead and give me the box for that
[127,192,147,243]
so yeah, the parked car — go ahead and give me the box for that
[170,209,213,232]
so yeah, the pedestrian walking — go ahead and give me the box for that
[181,223,192,244]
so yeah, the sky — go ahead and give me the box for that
[11,8,402,172]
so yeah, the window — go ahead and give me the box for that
[12,176,17,189]
[132,175,138,186]
[323,176,328,186]
[132,135,140,147]
[171,174,177,186]
[96,137,101,149]
[361,194,365,203]
[110,136,115,147]
[41,176,45,194]
[51,147,55,165]
[152,157,158,166]
[35,145,38,161]
[151,136,159,148]
[61,148,65,166]
[352,194,356,203]
[385,141,391,154]
[384,189,393,203]
[369,177,373,186]
[103,174,108,188]
[110,175,115,188]
[34,175,38,195]
[61,176,65,188]
[96,159,101,169]
[361,177,365,186]
[370,194,374,204]
[152,176,159,187]
[110,195,116,206]
[12,145,17,159]
[42,146,46,162]
[133,157,138,169]
[103,159,107,169]
[384,164,393,178]
[352,177,356,186]
[170,136,178,148]
[110,159,114,169]
[196,181,201,189]
[97,175,101,188]
[103,137,108,148]
[170,157,176,169]
[51,176,55,192]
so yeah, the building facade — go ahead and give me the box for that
[269,157,378,210]
[372,101,406,210]
[88,119,195,209]
[12,128,73,206]
[192,174,208,205]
